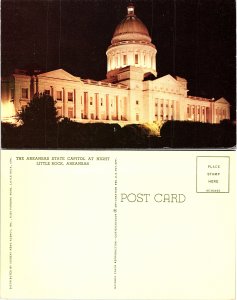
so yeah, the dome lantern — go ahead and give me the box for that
[127,3,135,15]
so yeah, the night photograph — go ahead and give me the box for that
[1,0,236,148]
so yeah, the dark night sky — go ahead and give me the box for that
[1,0,236,115]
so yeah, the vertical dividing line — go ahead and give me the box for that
[58,0,62,68]
[195,0,200,95]
[173,0,176,75]
[45,0,49,71]
[151,0,154,39]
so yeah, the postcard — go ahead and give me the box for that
[1,0,236,149]
[1,150,235,299]
[1,1,236,299]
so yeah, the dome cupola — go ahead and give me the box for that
[106,3,157,81]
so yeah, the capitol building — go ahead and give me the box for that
[1,4,230,124]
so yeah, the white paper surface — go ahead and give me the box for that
[1,150,235,299]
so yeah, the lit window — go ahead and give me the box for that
[44,89,50,95]
[22,88,28,98]
[68,92,73,102]
[68,108,73,118]
[57,107,62,117]
[123,55,127,65]
[135,54,138,64]
[57,91,62,101]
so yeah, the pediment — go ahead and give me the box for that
[153,74,183,88]
[215,97,230,105]
[38,69,81,82]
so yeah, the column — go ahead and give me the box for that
[168,100,171,120]
[172,100,175,120]
[194,105,197,121]
[204,107,207,123]
[116,96,121,120]
[106,94,111,120]
[73,89,76,118]
[50,86,54,99]
[33,77,37,95]
[123,97,127,120]
[75,89,81,120]
[84,92,88,119]
[163,100,166,120]
[95,93,100,120]
[63,88,68,117]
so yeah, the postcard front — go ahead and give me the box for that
[1,150,235,299]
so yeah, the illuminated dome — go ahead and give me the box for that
[106,3,157,80]
[112,4,151,44]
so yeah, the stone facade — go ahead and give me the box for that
[1,4,230,124]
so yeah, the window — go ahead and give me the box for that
[187,107,190,113]
[44,89,50,95]
[123,55,127,65]
[136,114,139,121]
[161,104,163,107]
[155,103,158,107]
[90,97,93,105]
[136,100,139,105]
[68,108,73,118]
[135,54,139,64]
[101,98,103,106]
[57,107,62,117]
[68,92,73,102]
[166,104,168,108]
[10,89,14,101]
[22,88,28,98]
[57,91,62,101]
